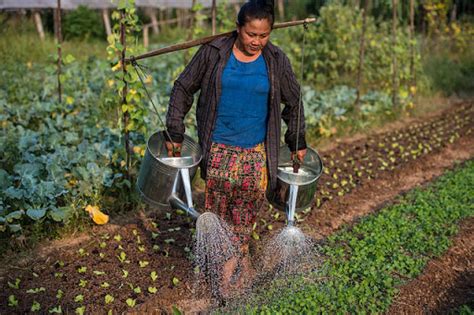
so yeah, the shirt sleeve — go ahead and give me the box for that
[166,44,211,143]
[280,53,307,152]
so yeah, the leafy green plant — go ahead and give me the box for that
[8,294,18,307]
[126,298,136,307]
[104,294,114,304]
[31,301,41,312]
[63,5,105,40]
[239,160,474,313]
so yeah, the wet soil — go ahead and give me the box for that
[0,101,473,314]
[389,217,474,314]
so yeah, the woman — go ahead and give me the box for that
[165,0,307,297]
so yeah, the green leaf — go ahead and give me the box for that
[75,306,85,315]
[5,210,24,222]
[0,169,11,189]
[63,54,76,65]
[31,301,41,312]
[8,224,22,233]
[172,277,180,286]
[49,207,69,222]
[126,298,136,307]
[26,208,46,221]
[104,294,114,304]
[172,306,182,315]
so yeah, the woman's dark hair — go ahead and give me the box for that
[237,0,275,28]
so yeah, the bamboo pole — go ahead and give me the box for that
[33,10,45,41]
[55,0,62,104]
[126,18,317,63]
[355,0,370,111]
[391,0,398,108]
[120,11,131,181]
[102,9,112,37]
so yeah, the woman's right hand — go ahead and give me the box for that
[165,141,182,157]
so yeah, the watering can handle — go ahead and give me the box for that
[292,159,300,173]
[179,168,194,209]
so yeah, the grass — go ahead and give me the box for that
[0,21,107,65]
[422,42,474,98]
[238,160,474,314]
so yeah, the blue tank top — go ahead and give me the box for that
[212,51,269,148]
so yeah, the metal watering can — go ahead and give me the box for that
[137,131,323,228]
[137,131,202,219]
[267,145,323,226]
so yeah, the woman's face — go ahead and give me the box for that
[236,18,272,56]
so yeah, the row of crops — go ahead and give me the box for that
[1,154,472,314]
[240,160,474,314]
[0,97,471,312]
[252,103,473,236]
[2,0,473,238]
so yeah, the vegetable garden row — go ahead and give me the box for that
[1,102,472,314]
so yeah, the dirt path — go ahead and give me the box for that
[389,217,474,314]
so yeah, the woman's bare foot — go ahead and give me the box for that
[219,256,239,299]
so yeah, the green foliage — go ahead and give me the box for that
[0,52,137,239]
[241,160,474,313]
[63,6,105,40]
[276,2,421,95]
[424,50,474,96]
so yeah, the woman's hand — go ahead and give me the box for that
[291,148,307,163]
[165,141,182,157]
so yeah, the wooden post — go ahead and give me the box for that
[143,25,149,48]
[409,0,416,98]
[102,9,112,37]
[391,0,398,108]
[146,8,159,34]
[120,11,130,181]
[55,0,62,104]
[354,0,370,111]
[33,10,45,41]
[451,1,457,22]
[211,0,216,35]
[277,0,284,20]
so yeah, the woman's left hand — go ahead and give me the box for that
[291,148,307,163]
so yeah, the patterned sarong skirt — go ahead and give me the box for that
[205,142,268,245]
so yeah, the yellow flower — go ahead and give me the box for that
[111,62,122,72]
[144,75,153,84]
[26,61,32,69]
[129,89,137,95]
[133,146,141,154]
[409,86,417,95]
[107,79,115,87]
[66,96,74,105]
[85,205,109,225]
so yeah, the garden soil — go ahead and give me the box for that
[0,101,473,314]
[388,217,474,314]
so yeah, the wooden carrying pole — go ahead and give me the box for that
[126,18,317,63]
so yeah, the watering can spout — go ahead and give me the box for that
[168,194,201,219]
